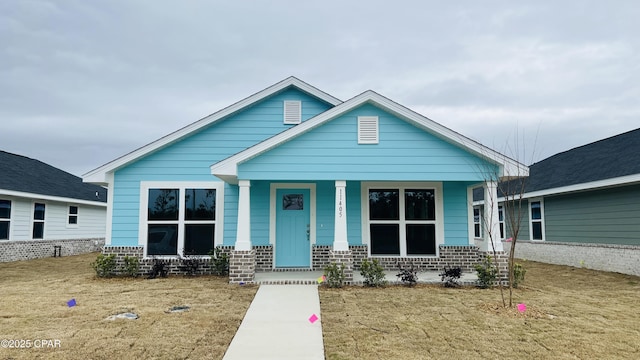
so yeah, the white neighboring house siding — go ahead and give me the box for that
[0,195,106,241]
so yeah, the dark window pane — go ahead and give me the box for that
[148,189,179,221]
[68,216,78,225]
[530,202,541,220]
[185,189,216,220]
[370,224,400,255]
[282,194,304,210]
[473,208,480,223]
[474,224,481,238]
[532,222,543,240]
[499,223,504,239]
[34,203,45,220]
[0,222,8,240]
[33,222,44,239]
[184,224,215,255]
[498,206,504,222]
[0,200,10,219]
[147,224,178,255]
[405,189,435,220]
[69,206,78,215]
[369,190,399,220]
[406,224,436,255]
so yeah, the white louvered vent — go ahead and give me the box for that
[358,116,379,144]
[283,100,301,124]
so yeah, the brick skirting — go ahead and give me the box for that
[0,238,104,263]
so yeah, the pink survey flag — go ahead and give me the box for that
[308,314,319,323]
[317,275,326,284]
[517,303,527,313]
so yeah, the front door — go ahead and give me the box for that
[275,188,311,267]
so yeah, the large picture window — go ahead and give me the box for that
[366,184,440,256]
[142,183,222,257]
[0,199,11,240]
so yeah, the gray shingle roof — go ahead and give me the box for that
[0,151,107,203]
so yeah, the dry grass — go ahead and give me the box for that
[0,252,257,360]
[320,260,640,359]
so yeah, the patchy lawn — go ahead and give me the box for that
[320,261,640,359]
[0,252,257,360]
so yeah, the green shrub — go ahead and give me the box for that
[208,247,229,276]
[360,258,387,287]
[474,255,497,288]
[324,262,345,288]
[91,254,116,278]
[512,263,526,288]
[122,255,140,277]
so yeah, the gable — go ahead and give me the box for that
[237,103,498,181]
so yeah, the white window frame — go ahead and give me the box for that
[358,116,379,144]
[528,198,545,241]
[361,182,444,257]
[0,199,11,240]
[473,206,482,239]
[32,202,46,240]
[498,205,505,240]
[139,181,225,258]
[283,100,302,124]
[67,205,79,228]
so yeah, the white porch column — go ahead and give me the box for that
[483,180,503,252]
[333,180,349,251]
[235,180,252,251]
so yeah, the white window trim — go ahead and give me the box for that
[361,182,444,257]
[358,116,379,144]
[498,205,505,240]
[139,181,225,258]
[283,100,302,124]
[31,201,46,240]
[473,206,482,239]
[67,205,79,228]
[528,198,545,241]
[0,198,11,241]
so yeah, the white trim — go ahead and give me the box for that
[211,90,528,184]
[521,173,640,199]
[269,183,316,268]
[83,77,342,184]
[467,186,475,245]
[360,181,444,257]
[0,198,12,241]
[105,172,114,245]
[31,201,46,240]
[357,116,379,144]
[528,198,545,241]
[473,206,482,239]
[66,204,79,229]
[139,181,225,258]
[283,100,302,124]
[0,189,106,207]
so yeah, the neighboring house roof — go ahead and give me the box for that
[0,150,107,205]
[474,127,640,201]
[83,76,343,184]
[211,90,528,184]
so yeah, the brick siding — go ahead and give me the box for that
[0,238,104,263]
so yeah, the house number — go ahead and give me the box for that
[338,189,343,218]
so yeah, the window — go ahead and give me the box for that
[68,206,78,226]
[529,199,544,240]
[33,203,45,239]
[498,205,505,239]
[366,185,439,256]
[473,207,482,238]
[358,116,379,144]
[143,183,222,256]
[283,100,301,124]
[0,199,10,240]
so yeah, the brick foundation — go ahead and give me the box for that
[229,250,255,284]
[329,250,354,282]
[254,245,273,271]
[0,238,105,263]
[350,245,482,272]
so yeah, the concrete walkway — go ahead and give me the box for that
[223,285,324,360]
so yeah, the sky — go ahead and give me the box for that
[2,1,639,177]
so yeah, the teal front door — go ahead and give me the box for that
[275,188,311,267]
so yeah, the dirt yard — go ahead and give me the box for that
[0,253,257,360]
[319,260,640,359]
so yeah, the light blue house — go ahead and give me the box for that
[83,77,526,282]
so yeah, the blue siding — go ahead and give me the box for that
[110,88,333,246]
[238,104,498,181]
[443,182,473,245]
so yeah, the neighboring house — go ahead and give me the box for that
[83,77,527,282]
[0,151,107,262]
[475,128,640,276]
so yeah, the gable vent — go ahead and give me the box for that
[284,100,302,124]
[358,116,379,144]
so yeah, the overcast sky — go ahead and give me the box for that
[2,1,639,177]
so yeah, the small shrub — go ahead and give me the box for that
[122,255,140,277]
[208,247,229,276]
[512,263,526,288]
[475,255,497,288]
[324,262,345,288]
[396,263,418,287]
[440,266,462,288]
[360,258,387,287]
[147,258,169,279]
[179,250,201,276]
[91,254,116,278]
